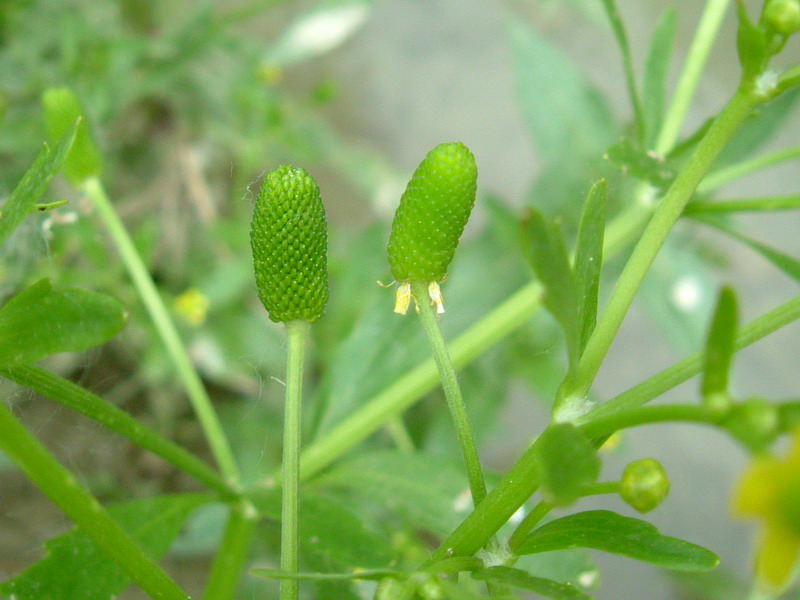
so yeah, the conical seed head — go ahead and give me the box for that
[250,166,328,323]
[387,142,477,283]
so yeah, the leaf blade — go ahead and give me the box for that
[702,286,738,398]
[516,510,719,572]
[531,423,600,507]
[473,566,592,600]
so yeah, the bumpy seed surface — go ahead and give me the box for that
[250,166,328,323]
[387,142,477,283]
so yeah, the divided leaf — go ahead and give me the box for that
[0,279,127,367]
[0,494,211,600]
[0,123,78,248]
[573,180,607,355]
[702,287,738,399]
[532,423,600,507]
[521,207,580,370]
[516,510,719,572]
[605,138,673,186]
[473,566,591,600]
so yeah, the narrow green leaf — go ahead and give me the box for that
[532,423,600,507]
[599,0,646,142]
[605,137,673,186]
[42,88,102,184]
[265,0,374,68]
[473,566,591,600]
[643,8,677,147]
[573,180,607,355]
[250,568,403,582]
[702,287,738,398]
[318,450,470,535]
[299,494,393,570]
[696,217,800,283]
[516,510,719,571]
[685,195,800,214]
[0,279,127,367]
[735,0,769,82]
[507,16,616,163]
[521,207,580,369]
[0,494,210,600]
[0,124,78,248]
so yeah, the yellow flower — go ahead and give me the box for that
[732,429,800,592]
[174,288,210,326]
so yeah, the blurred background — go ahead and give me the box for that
[1,0,799,598]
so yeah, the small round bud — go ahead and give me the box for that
[620,458,670,513]
[250,165,329,323]
[764,0,800,35]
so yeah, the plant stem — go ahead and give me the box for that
[685,195,800,214]
[655,0,732,154]
[82,176,240,486]
[280,320,311,600]
[412,281,488,505]
[698,145,800,193]
[386,416,416,453]
[0,400,189,600]
[580,404,715,440]
[569,88,761,405]
[1,364,234,497]
[202,500,258,600]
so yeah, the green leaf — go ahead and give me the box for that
[735,0,769,82]
[521,207,580,370]
[318,450,470,535]
[643,8,677,147]
[299,494,393,570]
[573,180,607,355]
[702,287,738,398]
[507,16,616,163]
[605,137,673,186]
[41,87,102,184]
[696,217,800,283]
[473,566,591,600]
[0,279,127,367]
[532,423,600,507]
[0,124,78,248]
[265,0,374,68]
[0,494,211,600]
[515,510,719,571]
[598,0,645,142]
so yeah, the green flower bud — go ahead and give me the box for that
[620,458,670,513]
[764,0,800,35]
[250,165,328,323]
[387,142,477,313]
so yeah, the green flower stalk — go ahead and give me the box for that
[387,142,477,314]
[250,165,328,600]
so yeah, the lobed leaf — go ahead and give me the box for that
[515,510,719,571]
[0,279,127,367]
[0,494,211,600]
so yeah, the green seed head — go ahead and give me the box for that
[764,0,800,35]
[620,458,670,514]
[250,166,328,323]
[387,142,478,284]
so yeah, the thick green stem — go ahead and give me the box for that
[412,281,488,505]
[569,88,760,405]
[280,320,310,600]
[82,176,240,485]
[580,404,715,440]
[1,364,233,497]
[0,400,189,600]
[202,500,258,600]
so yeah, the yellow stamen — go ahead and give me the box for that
[394,281,412,315]
[428,281,445,314]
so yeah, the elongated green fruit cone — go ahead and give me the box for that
[251,166,328,323]
[387,142,477,313]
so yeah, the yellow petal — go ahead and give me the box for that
[733,458,785,516]
[756,518,800,591]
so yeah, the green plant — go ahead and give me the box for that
[2,1,800,599]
